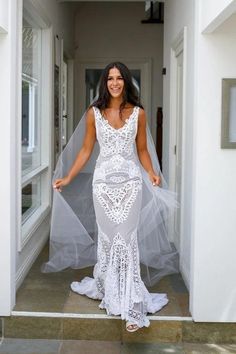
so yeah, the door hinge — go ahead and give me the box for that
[174,145,177,155]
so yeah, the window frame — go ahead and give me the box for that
[221,78,236,149]
[17,0,53,251]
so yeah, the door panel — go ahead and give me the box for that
[174,49,183,251]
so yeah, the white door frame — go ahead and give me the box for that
[169,27,188,286]
[0,0,19,316]
[67,59,74,139]
[61,57,74,143]
[75,58,152,127]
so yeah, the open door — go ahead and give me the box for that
[54,37,70,166]
[174,47,184,252]
[169,31,185,257]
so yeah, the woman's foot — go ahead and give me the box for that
[126,321,139,332]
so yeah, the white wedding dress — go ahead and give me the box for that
[71,106,169,328]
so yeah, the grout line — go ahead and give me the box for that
[11,311,192,321]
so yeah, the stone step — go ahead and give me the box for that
[2,312,236,344]
[1,339,236,354]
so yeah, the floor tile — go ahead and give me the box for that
[153,294,183,316]
[175,294,191,317]
[59,340,121,354]
[122,320,182,343]
[4,317,62,340]
[182,322,236,344]
[183,342,236,353]
[63,291,105,314]
[62,318,121,341]
[168,273,189,294]
[0,338,60,353]
[121,342,184,354]
[14,288,68,312]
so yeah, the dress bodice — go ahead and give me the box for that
[93,106,140,159]
[92,106,142,185]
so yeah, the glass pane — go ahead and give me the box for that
[22,176,41,223]
[85,68,141,107]
[22,15,42,175]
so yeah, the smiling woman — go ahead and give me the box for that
[107,67,124,96]
[42,62,179,332]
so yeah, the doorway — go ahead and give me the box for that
[169,28,186,282]
[54,36,74,166]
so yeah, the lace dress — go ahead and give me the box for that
[71,106,168,328]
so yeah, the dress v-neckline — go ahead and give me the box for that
[100,106,137,131]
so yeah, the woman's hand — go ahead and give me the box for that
[53,176,71,192]
[149,172,161,187]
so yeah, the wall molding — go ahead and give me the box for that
[15,215,50,290]
[180,258,190,291]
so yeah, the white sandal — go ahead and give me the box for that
[126,321,139,332]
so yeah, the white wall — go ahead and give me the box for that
[74,2,163,135]
[201,0,236,33]
[39,0,76,58]
[192,11,236,322]
[163,0,196,289]
[0,0,8,32]
[164,0,236,321]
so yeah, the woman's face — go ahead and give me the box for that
[107,67,124,99]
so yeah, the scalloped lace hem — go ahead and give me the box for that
[71,277,168,328]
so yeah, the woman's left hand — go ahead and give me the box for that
[149,173,161,187]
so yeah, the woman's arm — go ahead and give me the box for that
[136,108,161,186]
[53,108,96,192]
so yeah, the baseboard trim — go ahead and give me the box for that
[180,260,190,291]
[15,220,50,290]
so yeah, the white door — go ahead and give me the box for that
[169,36,184,254]
[174,49,183,251]
[54,37,70,165]
[61,59,68,149]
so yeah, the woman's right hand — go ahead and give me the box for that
[53,176,71,192]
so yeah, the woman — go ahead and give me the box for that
[52,62,177,332]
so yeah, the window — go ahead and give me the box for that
[20,1,51,245]
[22,24,42,176]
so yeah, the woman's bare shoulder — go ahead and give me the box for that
[84,107,96,128]
[87,106,95,115]
[138,107,147,123]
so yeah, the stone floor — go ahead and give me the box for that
[4,245,236,346]
[13,244,190,317]
[0,339,236,354]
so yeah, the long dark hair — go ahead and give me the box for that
[91,62,143,112]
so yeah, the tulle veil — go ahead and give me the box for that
[42,98,179,287]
